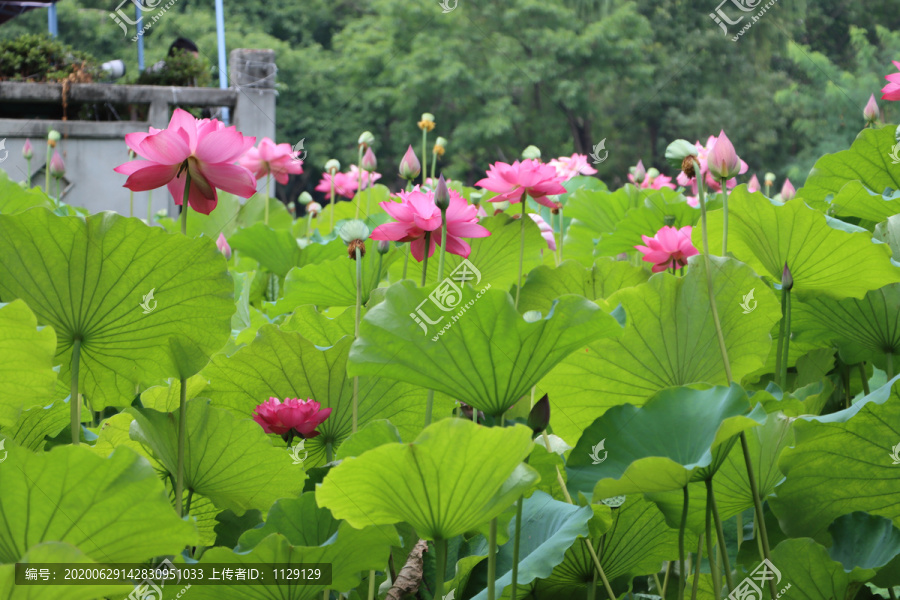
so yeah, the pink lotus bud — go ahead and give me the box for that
[631,160,646,184]
[361,147,378,172]
[864,94,880,124]
[22,138,33,159]
[748,174,761,193]
[399,145,421,180]
[707,130,743,180]
[781,179,796,201]
[216,233,231,259]
[49,150,66,178]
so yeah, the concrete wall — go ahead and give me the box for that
[0,48,276,218]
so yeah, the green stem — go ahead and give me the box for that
[736,512,742,552]
[662,562,672,600]
[353,246,362,433]
[184,488,193,516]
[129,189,134,218]
[26,157,31,187]
[70,339,82,445]
[515,200,527,309]
[147,189,153,224]
[45,144,51,194]
[306,212,313,243]
[265,174,271,226]
[558,206,564,262]
[435,538,447,600]
[437,208,449,280]
[56,177,60,203]
[488,518,498,600]
[588,570,597,600]
[421,231,433,286]
[402,245,410,280]
[431,151,438,183]
[739,432,777,600]
[888,587,898,600]
[425,390,435,428]
[691,534,702,600]
[705,480,724,597]
[888,352,895,380]
[720,178,729,255]
[180,169,192,236]
[842,365,852,410]
[175,376,187,517]
[510,496,524,600]
[780,289,791,386]
[356,146,364,219]
[678,486,688,600]
[366,185,372,218]
[859,363,871,396]
[329,172,336,233]
[367,569,376,600]
[376,251,384,285]
[325,440,333,463]
[422,128,429,187]
[775,289,787,389]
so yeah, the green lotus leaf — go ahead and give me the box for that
[0,170,52,214]
[792,284,900,373]
[0,443,196,562]
[237,193,294,230]
[471,491,592,600]
[799,126,900,205]
[334,419,402,460]
[516,258,649,315]
[157,191,243,238]
[348,281,622,416]
[0,300,57,427]
[311,185,393,236]
[280,305,355,345]
[874,214,900,261]
[7,401,69,451]
[543,256,779,444]
[0,209,233,409]
[694,187,900,298]
[129,398,306,514]
[236,492,339,551]
[565,188,638,237]
[770,377,900,537]
[768,538,864,600]
[811,181,900,224]
[316,418,539,540]
[202,324,446,467]
[228,222,302,277]
[140,374,208,412]
[596,189,698,256]
[828,512,900,580]
[566,384,766,500]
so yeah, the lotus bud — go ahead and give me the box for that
[376,239,391,255]
[49,150,66,178]
[707,130,743,180]
[522,311,542,323]
[307,201,323,217]
[298,191,313,205]
[361,147,378,172]
[630,160,647,184]
[340,219,370,259]
[782,263,793,291]
[358,131,375,147]
[665,139,697,171]
[433,136,448,157]
[780,178,796,201]
[418,113,436,131]
[522,145,541,160]
[469,190,484,205]
[864,94,880,125]
[324,159,340,174]
[434,174,450,210]
[492,199,510,215]
[216,233,232,260]
[22,138,33,159]
[764,172,776,184]
[47,129,61,147]
[399,145,421,180]
[748,174,761,193]
[527,394,551,435]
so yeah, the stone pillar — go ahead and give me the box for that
[230,49,277,197]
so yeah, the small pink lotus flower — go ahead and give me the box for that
[747,174,761,193]
[528,213,557,251]
[238,137,304,184]
[399,145,422,180]
[22,138,33,159]
[348,164,382,190]
[252,397,332,438]
[114,108,257,215]
[707,131,746,180]
[548,153,598,181]
[628,161,676,190]
[315,171,359,199]
[476,159,568,209]
[49,150,66,178]
[881,61,900,101]
[635,225,699,273]
[436,187,491,258]
[863,94,880,123]
[781,179,796,201]
[216,233,231,259]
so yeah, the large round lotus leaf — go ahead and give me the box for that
[0,209,233,409]
[347,280,622,416]
[0,170,52,214]
[316,418,539,540]
[543,255,778,444]
[693,186,900,297]
[827,512,900,580]
[566,384,766,500]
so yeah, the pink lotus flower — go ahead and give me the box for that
[252,397,332,438]
[476,159,568,209]
[781,179,796,201]
[49,150,65,178]
[707,131,746,180]
[370,186,490,261]
[528,213,557,251]
[635,225,698,273]
[114,108,257,215]
[22,138,33,159]
[628,161,676,190]
[238,137,304,184]
[315,171,359,199]
[882,61,900,101]
[676,135,748,194]
[216,233,231,259]
[548,153,598,181]
[747,174,761,193]
[348,164,382,190]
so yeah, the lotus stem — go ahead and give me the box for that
[353,246,362,433]
[147,189,153,224]
[26,157,31,187]
[329,174,335,233]
[515,200,527,309]
[678,486,688,600]
[720,178,729,255]
[325,440,333,463]
[736,512,742,552]
[510,496,524,600]
[739,432,777,600]
[306,212,313,243]
[70,339,82,445]
[421,232,432,287]
[402,245,410,280]
[558,206,564,262]
[435,537,447,600]
[129,189,134,218]
[488,518,498,600]
[691,535,702,600]
[356,146,364,219]
[431,150,438,183]
[176,376,187,517]
[662,562,672,600]
[44,144,51,194]
[775,290,787,389]
[842,366,852,410]
[185,488,193,516]
[437,210,449,281]
[780,289,792,386]
[180,170,192,236]
[888,353,895,380]
[588,570,597,600]
[859,363,870,396]
[888,587,898,600]
[367,569,376,600]
[265,174,271,226]
[366,185,372,218]
[422,128,429,187]
[704,480,723,597]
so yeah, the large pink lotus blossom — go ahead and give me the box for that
[476,159,567,209]
[370,186,489,261]
[548,153,598,181]
[628,160,676,190]
[635,225,699,273]
[676,135,748,195]
[882,61,900,101]
[528,213,557,251]
[315,171,359,199]
[253,397,332,438]
[114,108,256,215]
[238,137,304,184]
[348,164,382,190]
